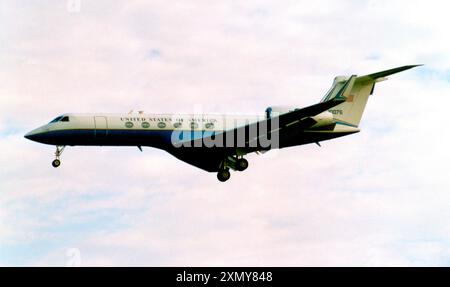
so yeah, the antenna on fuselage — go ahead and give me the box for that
[128,110,133,115]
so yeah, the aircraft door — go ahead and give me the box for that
[94,116,108,137]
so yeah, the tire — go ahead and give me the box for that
[52,159,61,168]
[217,169,231,182]
[236,158,249,171]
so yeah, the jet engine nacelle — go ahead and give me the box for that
[311,111,335,128]
[265,106,298,119]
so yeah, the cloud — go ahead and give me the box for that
[1,0,450,266]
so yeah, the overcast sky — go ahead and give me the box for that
[1,0,450,266]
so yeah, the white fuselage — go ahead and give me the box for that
[25,112,358,148]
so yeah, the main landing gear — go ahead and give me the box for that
[217,156,249,182]
[217,169,231,182]
[52,145,65,168]
[236,158,249,172]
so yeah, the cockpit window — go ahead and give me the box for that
[49,116,69,123]
[49,116,63,123]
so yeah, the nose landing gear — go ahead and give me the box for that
[52,159,61,168]
[52,145,65,168]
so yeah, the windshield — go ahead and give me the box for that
[49,116,63,123]
[49,116,69,123]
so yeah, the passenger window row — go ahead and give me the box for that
[124,121,215,129]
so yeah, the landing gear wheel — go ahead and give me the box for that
[236,158,249,171]
[217,169,231,182]
[52,159,61,168]
[52,146,65,168]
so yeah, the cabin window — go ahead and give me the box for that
[60,116,69,122]
[205,123,214,129]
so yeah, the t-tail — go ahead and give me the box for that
[321,65,421,127]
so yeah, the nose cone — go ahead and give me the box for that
[24,129,39,141]
[24,126,48,143]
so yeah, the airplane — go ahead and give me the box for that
[24,65,420,182]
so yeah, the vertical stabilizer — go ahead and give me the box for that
[322,65,421,127]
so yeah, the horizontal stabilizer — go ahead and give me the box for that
[359,65,422,81]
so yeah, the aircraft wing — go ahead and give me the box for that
[202,75,354,147]
[170,76,356,172]
[169,96,345,172]
[277,96,347,127]
[167,148,227,172]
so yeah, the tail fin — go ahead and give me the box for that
[322,65,421,127]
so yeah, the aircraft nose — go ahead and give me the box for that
[24,129,38,141]
[24,127,47,142]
